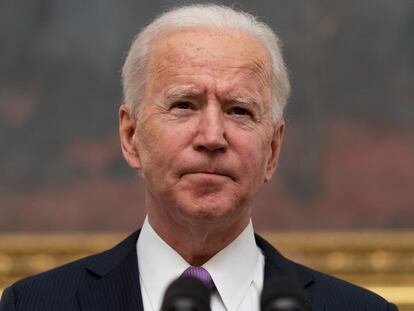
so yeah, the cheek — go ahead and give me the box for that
[136,119,190,173]
[235,135,270,182]
[135,120,164,170]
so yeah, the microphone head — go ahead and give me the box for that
[261,276,310,311]
[161,276,211,311]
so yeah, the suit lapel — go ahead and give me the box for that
[255,234,321,311]
[255,234,314,286]
[77,230,144,311]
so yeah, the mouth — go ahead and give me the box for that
[180,170,235,181]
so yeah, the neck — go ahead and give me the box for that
[148,210,250,266]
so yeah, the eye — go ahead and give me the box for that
[228,106,252,116]
[172,101,193,110]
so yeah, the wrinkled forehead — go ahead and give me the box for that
[146,26,272,80]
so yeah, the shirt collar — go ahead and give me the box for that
[203,219,260,310]
[137,217,189,311]
[137,217,260,311]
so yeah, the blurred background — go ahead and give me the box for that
[1,0,413,232]
[1,0,413,308]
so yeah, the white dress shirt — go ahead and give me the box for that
[137,217,264,311]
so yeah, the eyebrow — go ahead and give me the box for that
[232,96,258,106]
[165,86,260,108]
[165,86,201,100]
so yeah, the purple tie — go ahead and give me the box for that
[182,266,215,290]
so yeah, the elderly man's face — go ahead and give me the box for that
[120,28,284,228]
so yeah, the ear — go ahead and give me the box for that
[264,119,285,182]
[119,104,142,170]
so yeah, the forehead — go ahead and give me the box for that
[150,26,269,60]
[146,27,272,87]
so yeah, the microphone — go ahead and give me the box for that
[261,276,310,311]
[161,276,211,311]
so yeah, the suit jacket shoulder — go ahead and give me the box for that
[0,231,143,311]
[255,234,398,311]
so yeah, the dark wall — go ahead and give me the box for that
[1,0,413,231]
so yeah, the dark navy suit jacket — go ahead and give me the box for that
[0,230,398,310]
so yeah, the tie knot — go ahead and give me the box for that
[182,266,215,290]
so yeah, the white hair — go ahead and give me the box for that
[122,4,290,121]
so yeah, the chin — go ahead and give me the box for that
[176,194,242,222]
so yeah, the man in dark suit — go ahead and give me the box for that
[0,4,398,311]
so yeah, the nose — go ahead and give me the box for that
[193,105,228,153]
